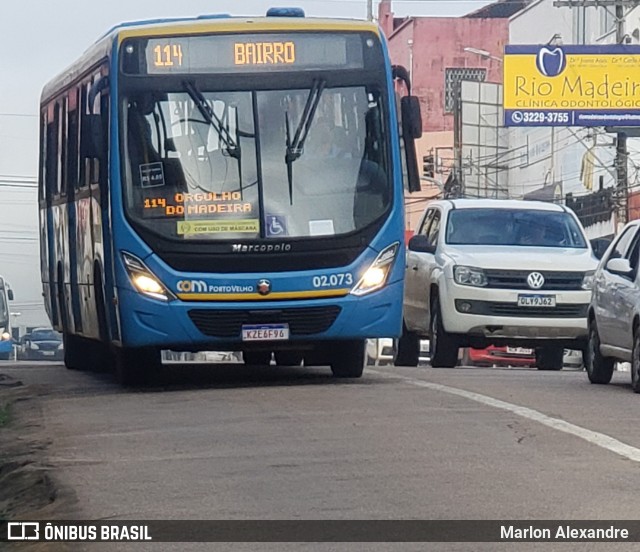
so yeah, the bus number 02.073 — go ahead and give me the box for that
[153,44,183,67]
[313,273,354,288]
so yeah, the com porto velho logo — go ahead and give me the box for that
[536,46,566,77]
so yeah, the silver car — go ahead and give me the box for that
[586,220,640,392]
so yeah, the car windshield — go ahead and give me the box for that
[31,330,61,341]
[445,208,588,248]
[122,85,390,241]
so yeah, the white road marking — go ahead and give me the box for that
[370,370,640,463]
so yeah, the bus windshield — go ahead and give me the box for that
[0,286,7,328]
[122,84,390,241]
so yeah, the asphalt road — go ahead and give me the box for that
[2,359,640,551]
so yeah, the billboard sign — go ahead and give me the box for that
[504,45,640,127]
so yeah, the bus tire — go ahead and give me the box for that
[243,351,272,366]
[114,347,161,387]
[330,340,365,378]
[274,351,303,366]
[63,333,86,370]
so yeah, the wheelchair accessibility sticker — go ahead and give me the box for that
[266,214,288,237]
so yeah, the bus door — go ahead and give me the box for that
[81,71,115,342]
[66,88,83,333]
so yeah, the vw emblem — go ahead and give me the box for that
[257,279,271,296]
[527,272,545,290]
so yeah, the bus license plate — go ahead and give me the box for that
[517,295,556,307]
[242,324,290,342]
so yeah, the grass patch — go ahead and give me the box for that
[0,403,11,427]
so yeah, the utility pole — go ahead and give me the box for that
[615,2,629,224]
[554,0,640,224]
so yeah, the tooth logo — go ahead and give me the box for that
[536,47,566,77]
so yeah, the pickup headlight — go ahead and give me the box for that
[582,271,595,290]
[351,243,400,297]
[122,252,176,302]
[454,266,488,288]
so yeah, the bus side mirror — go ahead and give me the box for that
[401,96,422,194]
[401,96,422,140]
[81,114,104,159]
[7,289,13,301]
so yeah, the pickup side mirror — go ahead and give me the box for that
[7,289,13,301]
[590,237,612,261]
[606,257,633,277]
[408,234,436,254]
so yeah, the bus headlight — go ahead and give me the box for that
[122,252,176,302]
[1,332,11,341]
[351,242,400,297]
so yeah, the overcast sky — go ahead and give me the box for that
[0,0,492,328]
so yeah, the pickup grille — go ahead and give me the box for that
[188,306,342,338]
[484,270,585,291]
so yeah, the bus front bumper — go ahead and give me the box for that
[116,280,403,350]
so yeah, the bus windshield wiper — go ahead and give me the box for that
[284,78,326,204]
[183,81,244,196]
[183,81,239,158]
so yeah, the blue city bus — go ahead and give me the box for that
[0,276,15,360]
[39,8,422,384]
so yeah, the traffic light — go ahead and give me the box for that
[423,154,435,178]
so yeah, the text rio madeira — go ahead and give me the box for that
[503,44,640,125]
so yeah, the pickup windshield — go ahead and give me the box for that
[446,208,588,248]
[122,85,390,241]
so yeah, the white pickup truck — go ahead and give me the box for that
[396,199,598,370]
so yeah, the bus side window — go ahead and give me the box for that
[45,108,59,203]
[67,89,80,192]
[59,97,68,196]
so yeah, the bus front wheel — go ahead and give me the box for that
[114,347,161,387]
[330,340,366,378]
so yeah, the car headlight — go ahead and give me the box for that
[122,252,176,302]
[1,332,10,341]
[351,243,400,297]
[57,343,64,350]
[582,271,596,290]
[31,343,40,350]
[454,266,488,287]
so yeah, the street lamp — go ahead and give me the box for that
[463,47,502,63]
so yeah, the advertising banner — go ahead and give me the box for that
[504,45,640,127]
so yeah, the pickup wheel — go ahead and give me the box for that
[393,323,419,367]
[535,345,564,371]
[429,296,459,368]
[585,319,614,384]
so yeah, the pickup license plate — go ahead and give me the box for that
[242,324,289,342]
[517,294,556,307]
[506,346,533,355]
